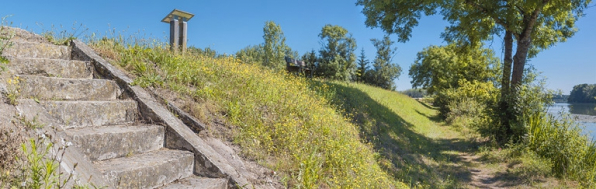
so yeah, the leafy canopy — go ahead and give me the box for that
[357,0,591,57]
[409,44,500,95]
[365,35,402,90]
[318,24,357,81]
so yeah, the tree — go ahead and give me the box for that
[236,21,294,69]
[568,84,596,103]
[301,49,318,70]
[356,48,369,82]
[409,44,501,115]
[357,0,592,143]
[263,21,290,70]
[236,44,264,65]
[188,46,218,58]
[318,24,357,81]
[366,36,402,90]
[409,44,500,95]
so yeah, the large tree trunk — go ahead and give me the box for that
[501,31,513,97]
[497,31,515,144]
[511,38,532,87]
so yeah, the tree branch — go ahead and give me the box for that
[520,0,550,41]
[465,0,515,37]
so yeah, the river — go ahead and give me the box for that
[547,103,596,140]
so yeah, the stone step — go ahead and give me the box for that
[2,41,70,59]
[95,149,194,189]
[65,125,164,161]
[158,176,228,189]
[41,100,137,129]
[6,57,92,79]
[18,76,121,101]
[1,27,48,43]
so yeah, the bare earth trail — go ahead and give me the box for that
[459,153,507,189]
[427,124,531,189]
[427,122,568,189]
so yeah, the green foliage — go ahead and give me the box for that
[409,43,500,95]
[318,24,357,81]
[187,46,218,58]
[300,49,317,69]
[440,80,498,136]
[357,0,591,58]
[409,44,500,117]
[400,89,426,98]
[236,44,264,64]
[235,21,297,69]
[525,111,596,185]
[364,36,401,90]
[0,115,89,189]
[263,21,290,70]
[355,48,369,83]
[568,83,596,103]
[358,0,592,145]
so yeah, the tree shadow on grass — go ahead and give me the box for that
[416,109,443,123]
[416,99,439,110]
[311,81,478,187]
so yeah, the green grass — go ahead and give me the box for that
[89,38,405,188]
[88,34,509,188]
[316,81,472,188]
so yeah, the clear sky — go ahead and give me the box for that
[1,0,594,94]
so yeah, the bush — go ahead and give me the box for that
[434,80,497,118]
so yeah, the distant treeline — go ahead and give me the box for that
[400,88,427,98]
[568,84,596,103]
[551,94,569,103]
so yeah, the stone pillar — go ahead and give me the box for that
[169,18,179,51]
[179,20,187,52]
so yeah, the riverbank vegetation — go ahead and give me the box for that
[569,84,596,103]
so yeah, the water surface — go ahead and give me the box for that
[547,103,596,140]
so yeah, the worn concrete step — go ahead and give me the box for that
[17,75,119,99]
[95,149,194,189]
[18,76,121,101]
[6,57,92,78]
[41,100,137,129]
[1,27,48,43]
[159,176,228,189]
[65,125,164,161]
[2,41,70,59]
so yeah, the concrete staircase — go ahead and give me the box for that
[2,28,228,188]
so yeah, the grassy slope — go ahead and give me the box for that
[90,41,402,188]
[89,39,480,188]
[321,81,471,188]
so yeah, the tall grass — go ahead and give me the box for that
[525,111,596,185]
[88,37,404,188]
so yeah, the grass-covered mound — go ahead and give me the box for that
[89,39,405,188]
[319,81,467,187]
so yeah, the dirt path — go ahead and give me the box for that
[459,153,507,189]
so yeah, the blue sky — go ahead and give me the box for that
[2,0,594,94]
